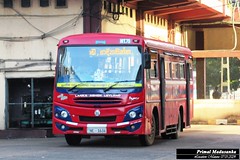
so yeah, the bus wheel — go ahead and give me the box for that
[65,134,82,146]
[171,113,181,139]
[139,115,156,146]
[160,132,169,139]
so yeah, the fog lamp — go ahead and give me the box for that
[131,125,135,130]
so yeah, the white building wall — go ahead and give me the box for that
[101,3,136,35]
[0,72,6,130]
[144,14,168,42]
[101,2,184,45]
[0,0,83,61]
[0,0,84,129]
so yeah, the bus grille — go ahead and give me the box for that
[74,97,122,105]
[79,116,116,122]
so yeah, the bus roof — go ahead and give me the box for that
[58,33,192,56]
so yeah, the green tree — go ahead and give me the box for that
[206,58,221,90]
[230,57,240,90]
[206,58,240,92]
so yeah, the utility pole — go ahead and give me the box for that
[221,57,230,95]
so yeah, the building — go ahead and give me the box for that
[0,0,84,130]
[0,0,236,132]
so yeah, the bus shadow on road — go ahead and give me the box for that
[60,136,169,148]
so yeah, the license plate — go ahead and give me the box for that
[87,124,107,134]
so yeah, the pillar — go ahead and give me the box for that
[136,9,144,36]
[196,58,206,99]
[83,0,102,33]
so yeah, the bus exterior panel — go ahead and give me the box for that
[53,92,147,135]
[53,33,193,146]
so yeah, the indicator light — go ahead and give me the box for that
[133,39,140,43]
[63,40,69,44]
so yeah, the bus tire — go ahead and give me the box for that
[139,115,156,146]
[161,132,169,139]
[171,113,181,139]
[65,134,82,146]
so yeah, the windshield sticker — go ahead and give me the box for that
[89,48,132,57]
[57,82,142,88]
[93,69,105,81]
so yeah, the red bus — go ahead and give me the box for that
[53,33,193,146]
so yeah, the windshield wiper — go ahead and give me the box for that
[67,81,105,92]
[103,80,135,92]
[68,84,80,92]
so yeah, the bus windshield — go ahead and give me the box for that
[56,46,142,90]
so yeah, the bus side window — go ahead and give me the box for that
[150,60,158,78]
[172,63,177,79]
[165,61,171,79]
[180,63,185,79]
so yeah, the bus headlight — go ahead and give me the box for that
[60,110,68,118]
[129,111,137,119]
[124,106,143,122]
[54,106,72,121]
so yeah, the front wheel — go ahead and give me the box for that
[65,134,82,146]
[139,115,156,146]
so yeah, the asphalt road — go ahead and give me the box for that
[0,125,239,160]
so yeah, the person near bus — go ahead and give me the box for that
[212,86,221,99]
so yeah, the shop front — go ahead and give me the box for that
[7,78,54,129]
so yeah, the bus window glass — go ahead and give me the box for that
[180,63,185,79]
[172,63,179,79]
[165,61,171,79]
[150,60,158,78]
[56,46,142,89]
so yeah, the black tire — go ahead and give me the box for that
[161,132,169,139]
[139,115,156,146]
[65,134,82,146]
[171,113,181,139]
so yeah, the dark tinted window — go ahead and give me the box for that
[4,0,13,8]
[56,0,66,7]
[40,0,49,7]
[21,0,31,8]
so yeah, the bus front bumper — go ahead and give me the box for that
[53,118,144,135]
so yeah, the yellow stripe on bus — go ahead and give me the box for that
[57,82,142,88]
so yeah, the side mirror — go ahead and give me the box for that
[143,53,151,69]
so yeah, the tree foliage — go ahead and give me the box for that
[206,58,240,91]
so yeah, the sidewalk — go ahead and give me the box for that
[0,129,53,139]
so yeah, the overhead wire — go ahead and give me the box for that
[0,2,83,42]
[0,0,238,42]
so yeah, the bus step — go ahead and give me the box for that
[165,126,177,135]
